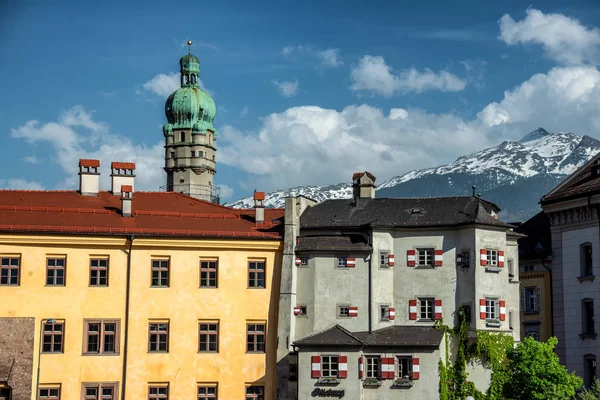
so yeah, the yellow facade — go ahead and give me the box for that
[519,269,552,342]
[0,234,282,399]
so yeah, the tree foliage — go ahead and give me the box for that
[503,337,582,400]
[578,379,600,400]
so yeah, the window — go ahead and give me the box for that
[297,306,308,316]
[419,298,434,320]
[39,386,60,399]
[151,259,169,287]
[379,252,389,267]
[149,322,169,352]
[582,244,594,277]
[365,356,380,379]
[397,356,413,379]
[380,305,391,321]
[180,132,185,142]
[191,151,196,158]
[89,258,108,286]
[248,260,265,288]
[300,257,308,266]
[246,323,265,352]
[197,385,217,400]
[200,260,218,288]
[523,287,539,313]
[487,249,498,266]
[148,385,168,400]
[526,330,539,340]
[199,322,219,352]
[42,320,64,353]
[523,265,534,272]
[585,355,597,389]
[508,259,515,279]
[170,151,175,158]
[0,389,10,400]
[245,386,264,400]
[417,248,434,266]
[461,250,470,268]
[337,257,347,268]
[84,320,119,355]
[583,298,595,335]
[322,355,339,377]
[0,257,20,285]
[486,298,498,320]
[46,258,66,286]
[198,151,204,158]
[461,304,472,324]
[82,383,117,400]
[338,306,350,318]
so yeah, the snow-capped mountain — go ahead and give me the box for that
[229,128,600,221]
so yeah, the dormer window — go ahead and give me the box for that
[180,132,185,143]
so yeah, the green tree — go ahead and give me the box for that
[578,378,600,400]
[503,337,582,400]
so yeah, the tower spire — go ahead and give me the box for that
[187,40,192,55]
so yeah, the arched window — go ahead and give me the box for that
[581,243,593,277]
[180,132,185,143]
[525,331,539,340]
[584,354,597,388]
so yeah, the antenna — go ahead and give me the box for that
[187,40,192,54]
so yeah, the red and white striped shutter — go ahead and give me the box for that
[346,257,356,268]
[412,357,420,380]
[295,257,301,266]
[293,306,301,316]
[434,250,443,267]
[388,254,395,267]
[409,300,418,320]
[434,299,443,320]
[338,355,348,378]
[359,356,364,379]
[389,308,396,320]
[381,357,394,379]
[456,253,462,267]
[479,299,487,319]
[498,250,505,267]
[311,356,321,378]
[499,300,506,321]
[407,250,416,267]
[480,249,488,266]
[349,306,358,317]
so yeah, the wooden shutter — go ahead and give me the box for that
[346,257,356,268]
[434,299,443,320]
[359,356,364,379]
[311,356,321,378]
[389,307,396,320]
[293,306,301,316]
[388,254,395,267]
[338,355,348,378]
[407,250,416,267]
[520,289,525,312]
[409,300,418,320]
[498,250,505,267]
[412,357,420,380]
[499,300,506,321]
[480,249,488,266]
[381,357,394,379]
[349,306,358,317]
[479,299,487,319]
[295,257,301,266]
[434,250,443,266]
[456,253,463,267]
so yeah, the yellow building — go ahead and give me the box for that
[0,172,282,400]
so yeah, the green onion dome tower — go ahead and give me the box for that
[162,41,219,203]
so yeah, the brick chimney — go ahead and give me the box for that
[254,191,265,224]
[111,162,135,196]
[352,171,376,199]
[78,159,100,196]
[121,185,133,217]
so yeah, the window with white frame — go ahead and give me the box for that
[487,250,498,266]
[338,306,350,318]
[523,287,539,313]
[300,257,308,266]
[486,298,498,320]
[417,249,434,266]
[397,356,413,379]
[419,298,434,320]
[337,257,347,268]
[379,251,389,267]
[380,305,390,321]
[365,356,380,379]
[322,355,339,377]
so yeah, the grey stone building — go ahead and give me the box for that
[276,172,521,400]
[541,153,600,388]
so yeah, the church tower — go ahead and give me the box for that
[163,41,219,203]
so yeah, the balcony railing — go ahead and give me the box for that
[160,184,220,204]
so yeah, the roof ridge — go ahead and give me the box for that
[293,324,365,344]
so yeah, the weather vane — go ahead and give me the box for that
[187,40,192,54]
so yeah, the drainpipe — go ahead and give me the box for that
[121,234,134,400]
[368,229,373,333]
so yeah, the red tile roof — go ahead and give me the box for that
[121,185,133,192]
[79,159,100,167]
[0,191,284,240]
[111,162,136,170]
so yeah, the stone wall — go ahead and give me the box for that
[0,317,34,400]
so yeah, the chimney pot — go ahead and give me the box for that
[254,191,265,224]
[111,162,136,195]
[121,185,133,217]
[78,159,100,196]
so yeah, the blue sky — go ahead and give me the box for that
[1,0,600,201]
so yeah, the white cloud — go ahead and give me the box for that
[282,45,304,56]
[318,49,343,67]
[350,55,467,96]
[23,155,38,164]
[11,106,165,191]
[499,8,600,65]
[220,65,600,191]
[219,184,234,200]
[272,79,299,97]
[142,72,180,97]
[240,106,249,117]
[0,179,45,190]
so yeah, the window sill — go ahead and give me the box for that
[199,286,218,289]
[362,380,382,387]
[82,352,119,356]
[577,275,595,283]
[392,379,415,388]
[486,320,502,328]
[246,351,266,354]
[41,351,64,355]
[579,332,597,340]
[524,311,540,315]
[150,286,170,289]
[316,378,340,385]
[485,267,502,273]
[247,287,267,289]
[148,351,169,354]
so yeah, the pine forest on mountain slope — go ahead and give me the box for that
[230,128,600,222]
